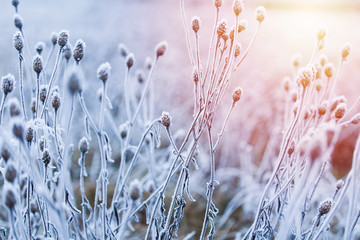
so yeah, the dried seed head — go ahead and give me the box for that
[12,120,24,142]
[5,164,17,183]
[39,85,48,104]
[297,67,313,89]
[129,179,142,201]
[282,76,290,92]
[229,27,235,42]
[292,54,301,68]
[324,63,334,78]
[9,98,20,117]
[136,70,145,84]
[1,145,11,162]
[318,101,328,116]
[255,6,266,23]
[126,53,135,69]
[318,199,332,216]
[39,138,45,152]
[13,31,23,52]
[42,149,51,166]
[330,96,346,112]
[238,19,247,32]
[315,79,323,92]
[155,41,167,58]
[233,0,244,16]
[161,111,171,128]
[73,39,86,63]
[334,103,346,119]
[214,0,222,8]
[58,30,69,48]
[145,57,152,70]
[118,43,128,58]
[234,42,241,58]
[291,90,297,102]
[35,41,45,55]
[317,26,326,41]
[217,19,227,37]
[67,69,82,94]
[319,55,327,67]
[51,32,58,46]
[2,73,15,95]
[4,188,17,210]
[192,67,199,83]
[288,141,295,156]
[12,0,19,8]
[33,55,43,75]
[79,137,89,154]
[341,43,351,61]
[14,14,23,30]
[62,43,72,62]
[52,91,61,111]
[336,179,344,190]
[26,126,33,143]
[119,123,128,139]
[315,63,321,79]
[31,98,36,113]
[192,16,201,33]
[97,62,111,82]
[232,87,243,103]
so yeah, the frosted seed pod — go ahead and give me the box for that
[51,32,58,46]
[317,26,326,41]
[5,164,17,183]
[155,41,167,58]
[118,43,128,58]
[217,19,227,37]
[232,87,243,103]
[9,98,20,117]
[297,67,313,89]
[234,42,241,58]
[39,85,48,104]
[319,55,327,67]
[58,30,69,48]
[126,53,135,69]
[33,55,43,75]
[67,70,82,94]
[4,188,17,210]
[129,179,142,201]
[318,199,332,216]
[26,126,33,143]
[255,6,266,23]
[233,0,244,16]
[12,120,24,141]
[13,32,23,52]
[42,149,51,166]
[161,112,171,128]
[35,41,45,55]
[214,0,222,8]
[79,137,89,154]
[192,67,199,83]
[334,103,346,119]
[52,91,61,111]
[341,43,351,61]
[2,74,15,95]
[14,14,23,30]
[1,145,11,163]
[192,16,200,33]
[73,39,86,63]
[63,44,72,62]
[324,63,334,78]
[97,62,111,83]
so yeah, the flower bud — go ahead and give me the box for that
[26,126,33,143]
[255,6,266,23]
[58,30,69,48]
[14,14,23,30]
[233,0,244,16]
[161,111,171,128]
[39,85,48,104]
[126,53,135,69]
[5,164,17,183]
[129,179,142,201]
[214,0,222,8]
[97,62,111,82]
[13,31,23,52]
[79,137,89,154]
[234,42,241,58]
[33,55,43,75]
[155,41,167,58]
[318,199,332,216]
[73,39,86,63]
[35,41,45,55]
[42,149,51,166]
[232,87,243,103]
[52,91,61,111]
[2,74,15,95]
[192,16,201,33]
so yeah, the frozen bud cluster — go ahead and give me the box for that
[58,30,69,48]
[73,39,86,63]
[155,41,167,58]
[2,74,15,95]
[341,43,351,61]
[5,164,17,183]
[324,63,334,78]
[297,67,313,89]
[129,179,142,201]
[192,67,199,83]
[318,199,332,216]
[51,32,58,46]
[26,126,33,143]
[39,85,48,104]
[192,16,201,33]
[317,26,326,41]
[14,14,23,30]
[126,53,135,69]
[13,32,23,52]
[334,103,346,119]
[33,55,43,75]
[234,42,241,58]
[233,0,244,16]
[118,43,128,58]
[217,19,227,37]
[97,62,111,82]
[232,87,243,103]
[238,19,247,33]
[35,41,45,55]
[161,111,171,128]
[52,91,61,111]
[255,6,266,23]
[79,137,89,154]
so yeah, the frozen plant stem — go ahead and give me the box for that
[18,53,27,120]
[27,177,32,240]
[54,111,63,159]
[124,69,131,121]
[79,152,88,237]
[180,0,195,67]
[10,210,19,240]
[0,94,6,125]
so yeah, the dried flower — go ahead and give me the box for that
[79,137,89,154]
[255,6,266,23]
[232,87,243,103]
[319,55,327,67]
[318,101,328,116]
[318,199,332,216]
[336,179,344,190]
[214,0,222,8]
[14,14,23,30]
[4,188,17,210]
[234,42,241,58]
[315,79,323,92]
[297,67,313,89]
[155,41,167,58]
[73,39,86,63]
[13,31,23,52]
[341,43,351,61]
[26,126,33,143]
[193,67,199,83]
[97,62,111,82]
[35,41,45,55]
[317,26,326,41]
[67,69,82,94]
[2,74,15,95]
[238,19,247,33]
[217,19,227,37]
[324,63,334,78]
[30,98,36,114]
[39,85,48,104]
[9,98,20,117]
[161,111,171,128]
[33,55,43,75]
[63,43,72,62]
[129,179,142,201]
[119,123,128,139]
[233,0,244,16]
[288,141,295,155]
[126,53,135,69]
[5,164,17,183]
[52,91,61,111]
[1,145,10,162]
[12,120,24,141]
[334,103,346,119]
[58,30,69,48]
[51,32,58,46]
[192,16,201,33]
[42,149,51,166]
[118,43,128,58]
[145,57,152,70]
[136,70,145,84]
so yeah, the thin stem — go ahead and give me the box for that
[124,69,131,121]
[0,94,6,125]
[27,177,32,240]
[54,111,63,159]
[10,210,19,240]
[18,53,27,121]
[213,102,235,152]
[180,0,195,66]
[79,153,88,237]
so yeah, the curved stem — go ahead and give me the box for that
[18,53,27,121]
